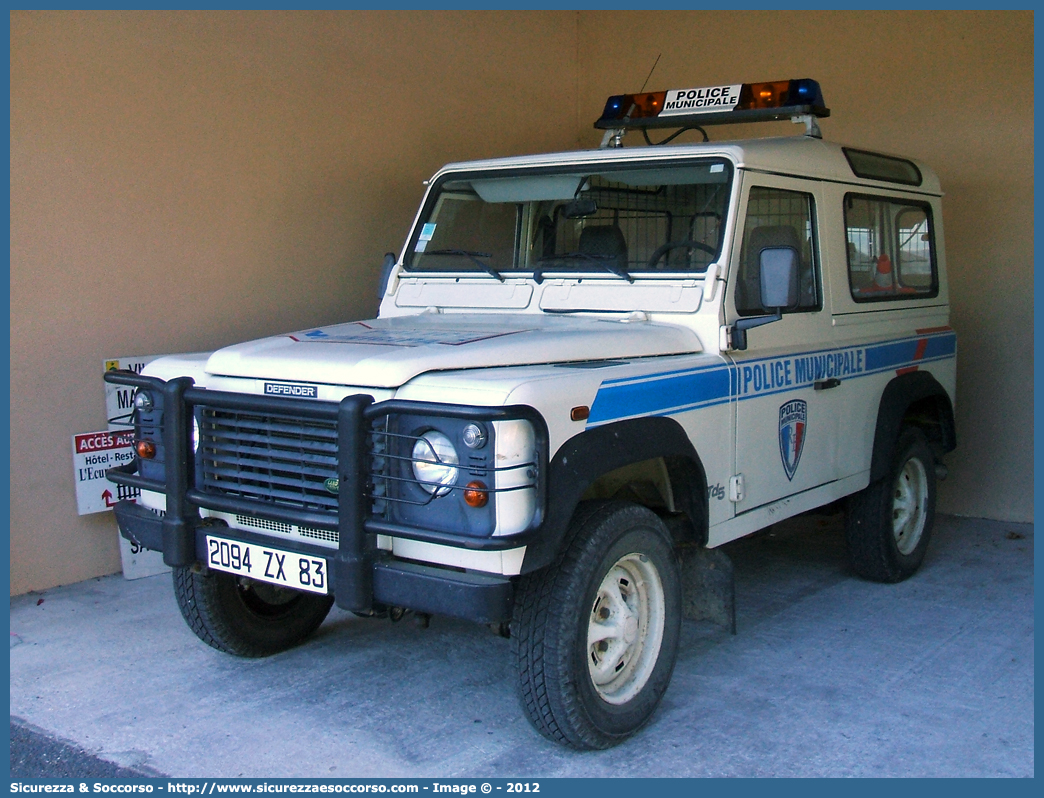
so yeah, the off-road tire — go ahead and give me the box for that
[173,567,334,657]
[846,427,937,583]
[511,501,681,749]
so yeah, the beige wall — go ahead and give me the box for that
[10,10,579,594]
[10,10,1032,594]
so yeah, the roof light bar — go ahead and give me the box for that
[595,78,829,131]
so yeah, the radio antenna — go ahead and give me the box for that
[638,53,662,94]
[600,53,663,148]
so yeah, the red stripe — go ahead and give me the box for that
[896,366,919,376]
[916,325,952,334]
[913,338,928,360]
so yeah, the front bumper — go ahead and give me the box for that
[114,500,515,623]
[104,370,547,624]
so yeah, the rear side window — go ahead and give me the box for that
[845,194,937,302]
[843,148,922,186]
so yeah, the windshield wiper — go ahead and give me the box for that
[535,252,634,284]
[423,249,505,282]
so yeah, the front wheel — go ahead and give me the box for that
[173,567,334,657]
[845,427,937,582]
[512,502,681,749]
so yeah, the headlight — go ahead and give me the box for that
[192,416,201,453]
[133,390,154,412]
[412,431,459,496]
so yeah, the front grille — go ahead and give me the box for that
[235,514,339,545]
[299,526,339,543]
[237,514,293,534]
[198,407,339,512]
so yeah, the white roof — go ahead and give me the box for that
[433,136,942,196]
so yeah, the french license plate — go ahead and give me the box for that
[205,535,328,595]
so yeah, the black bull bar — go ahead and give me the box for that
[103,370,548,622]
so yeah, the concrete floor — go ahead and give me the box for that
[9,513,1033,778]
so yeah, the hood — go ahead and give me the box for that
[205,313,702,388]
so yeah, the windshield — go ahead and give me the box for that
[404,159,732,280]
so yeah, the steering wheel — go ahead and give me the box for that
[646,240,716,270]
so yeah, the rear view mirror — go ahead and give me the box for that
[760,247,799,310]
[562,197,598,219]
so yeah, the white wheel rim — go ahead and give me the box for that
[586,552,665,705]
[892,456,928,555]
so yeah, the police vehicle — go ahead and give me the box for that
[106,78,956,750]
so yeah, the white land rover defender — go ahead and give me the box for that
[107,78,956,749]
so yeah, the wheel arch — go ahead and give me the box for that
[869,371,956,482]
[521,416,708,574]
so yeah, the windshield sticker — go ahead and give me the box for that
[414,239,428,253]
[710,164,724,173]
[661,85,741,116]
[419,223,437,241]
[289,324,530,347]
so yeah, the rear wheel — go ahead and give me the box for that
[512,502,681,749]
[846,427,937,582]
[173,567,334,657]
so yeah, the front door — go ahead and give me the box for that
[727,173,842,512]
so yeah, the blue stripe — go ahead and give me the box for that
[861,353,953,378]
[588,366,731,424]
[923,334,957,359]
[865,340,918,371]
[599,361,726,388]
[588,331,955,426]
[865,333,956,370]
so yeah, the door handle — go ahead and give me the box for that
[814,378,841,391]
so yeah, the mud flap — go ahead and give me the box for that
[678,546,736,635]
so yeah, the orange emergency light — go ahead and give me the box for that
[596,78,828,131]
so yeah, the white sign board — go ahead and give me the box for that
[104,355,159,431]
[660,84,743,116]
[117,534,171,581]
[72,430,138,515]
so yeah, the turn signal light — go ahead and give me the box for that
[463,481,489,508]
[136,440,157,459]
[739,81,792,110]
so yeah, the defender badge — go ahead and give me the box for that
[778,399,807,481]
[324,477,340,495]
[264,382,318,398]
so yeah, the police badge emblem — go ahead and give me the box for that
[778,399,807,481]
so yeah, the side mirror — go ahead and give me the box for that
[377,252,396,299]
[730,247,800,351]
[759,247,799,310]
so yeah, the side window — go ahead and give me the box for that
[736,187,819,317]
[845,194,937,301]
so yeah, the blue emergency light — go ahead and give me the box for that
[595,78,829,131]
